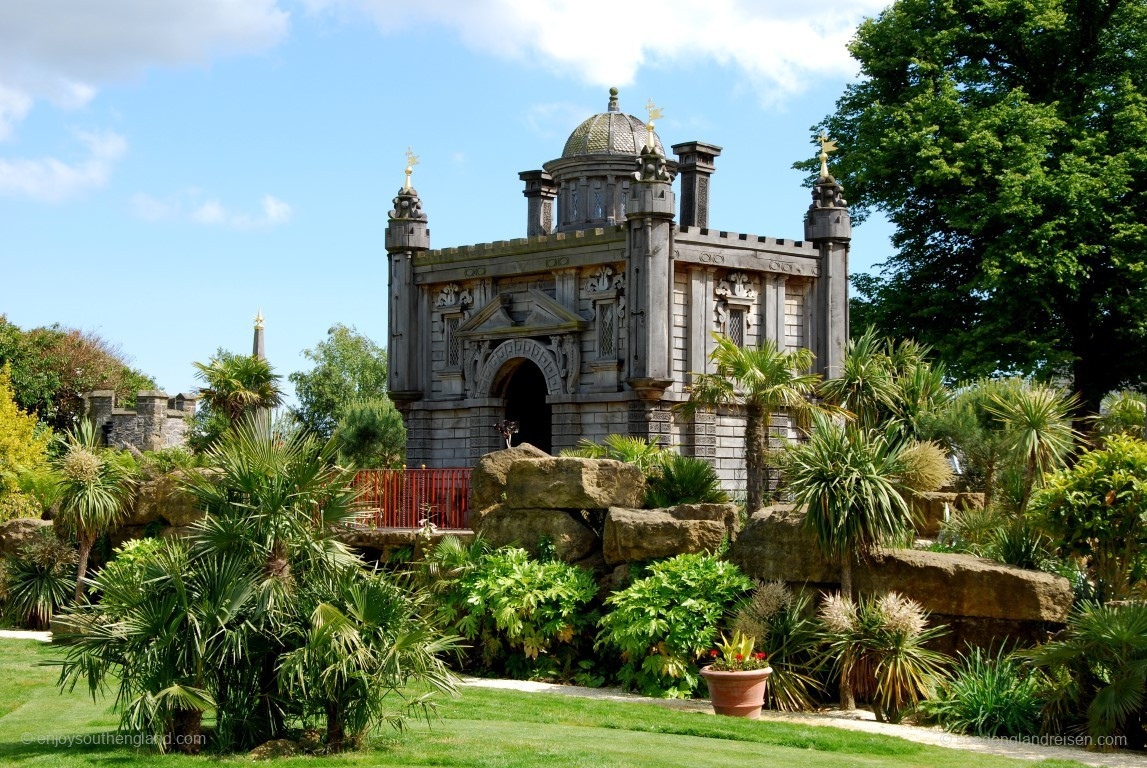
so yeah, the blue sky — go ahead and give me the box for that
[0,0,894,403]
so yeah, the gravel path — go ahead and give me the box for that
[0,630,50,642]
[460,677,1147,768]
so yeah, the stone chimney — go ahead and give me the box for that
[672,141,722,228]
[519,170,557,236]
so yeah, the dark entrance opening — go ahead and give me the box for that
[503,361,552,454]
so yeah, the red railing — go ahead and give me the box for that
[350,468,472,530]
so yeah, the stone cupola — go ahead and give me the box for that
[535,88,677,233]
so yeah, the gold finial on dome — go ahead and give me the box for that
[817,131,838,180]
[254,308,264,329]
[644,99,664,151]
[404,146,419,190]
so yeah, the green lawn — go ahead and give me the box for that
[0,639,1087,768]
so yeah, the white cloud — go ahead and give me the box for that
[0,130,126,202]
[0,85,32,141]
[134,189,292,229]
[305,0,884,101]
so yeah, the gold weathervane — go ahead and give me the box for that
[644,99,664,150]
[254,308,265,330]
[404,146,419,190]
[817,131,838,179]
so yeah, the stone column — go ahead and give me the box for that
[519,170,557,236]
[671,141,722,229]
[385,184,430,400]
[625,144,676,398]
[762,274,787,350]
[804,173,851,377]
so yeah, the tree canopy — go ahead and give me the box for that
[289,325,389,439]
[0,316,156,431]
[810,0,1147,413]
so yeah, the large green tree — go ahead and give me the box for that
[0,316,156,431]
[811,0,1147,416]
[289,325,389,439]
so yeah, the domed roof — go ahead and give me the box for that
[561,88,665,159]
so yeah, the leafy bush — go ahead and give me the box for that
[334,397,406,469]
[924,646,1045,738]
[897,440,954,492]
[435,546,598,679]
[136,447,201,478]
[1030,435,1147,601]
[15,466,61,513]
[733,581,823,711]
[938,505,1007,554]
[597,552,753,697]
[986,519,1050,570]
[1026,601,1147,747]
[644,454,729,508]
[0,491,42,522]
[820,592,949,723]
[561,434,666,475]
[0,527,76,629]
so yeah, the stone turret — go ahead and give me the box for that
[625,127,676,398]
[519,170,557,236]
[386,153,430,401]
[804,140,851,377]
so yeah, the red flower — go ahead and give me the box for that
[735,654,743,661]
[709,649,718,657]
[754,653,766,660]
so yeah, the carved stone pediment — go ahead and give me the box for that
[458,290,588,340]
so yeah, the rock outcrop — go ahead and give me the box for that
[730,504,1072,649]
[469,443,550,510]
[603,503,738,565]
[473,506,597,562]
[909,491,985,537]
[124,469,210,527]
[498,456,646,511]
[0,517,53,558]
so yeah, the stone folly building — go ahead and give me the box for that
[85,390,197,453]
[386,89,851,493]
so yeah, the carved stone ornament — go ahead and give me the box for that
[809,178,847,210]
[434,283,473,309]
[549,334,581,394]
[389,188,426,221]
[463,339,492,397]
[583,265,625,293]
[633,145,671,183]
[716,272,757,301]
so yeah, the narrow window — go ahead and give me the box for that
[728,308,745,348]
[445,315,461,367]
[598,301,616,358]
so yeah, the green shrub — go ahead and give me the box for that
[561,435,666,475]
[924,646,1045,738]
[435,546,598,679]
[137,447,201,478]
[986,519,1050,570]
[644,454,729,508]
[897,440,954,492]
[1030,435,1147,601]
[733,581,824,711]
[0,491,42,522]
[820,592,949,723]
[938,505,1007,554]
[597,552,753,697]
[0,528,76,629]
[1026,601,1147,747]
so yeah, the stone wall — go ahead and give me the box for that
[85,390,196,453]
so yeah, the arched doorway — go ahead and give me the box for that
[499,360,552,454]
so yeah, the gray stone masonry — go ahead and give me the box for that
[84,390,196,453]
[386,89,852,499]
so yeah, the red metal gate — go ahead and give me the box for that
[350,468,472,530]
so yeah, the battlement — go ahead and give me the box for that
[84,389,197,453]
[415,226,627,267]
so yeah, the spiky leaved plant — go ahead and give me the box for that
[52,420,134,601]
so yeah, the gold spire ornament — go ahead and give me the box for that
[254,308,265,329]
[644,99,663,151]
[403,146,419,190]
[817,131,838,180]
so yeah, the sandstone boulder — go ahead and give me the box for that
[475,505,597,562]
[602,503,739,565]
[857,548,1071,624]
[501,456,645,510]
[728,505,840,585]
[0,517,54,558]
[469,444,550,510]
[909,491,985,537]
[126,469,212,527]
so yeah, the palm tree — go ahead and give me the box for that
[819,327,899,430]
[986,382,1080,513]
[192,352,283,428]
[52,420,134,601]
[681,335,826,513]
[1094,390,1147,440]
[787,412,913,708]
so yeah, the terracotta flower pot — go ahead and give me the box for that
[700,665,773,719]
